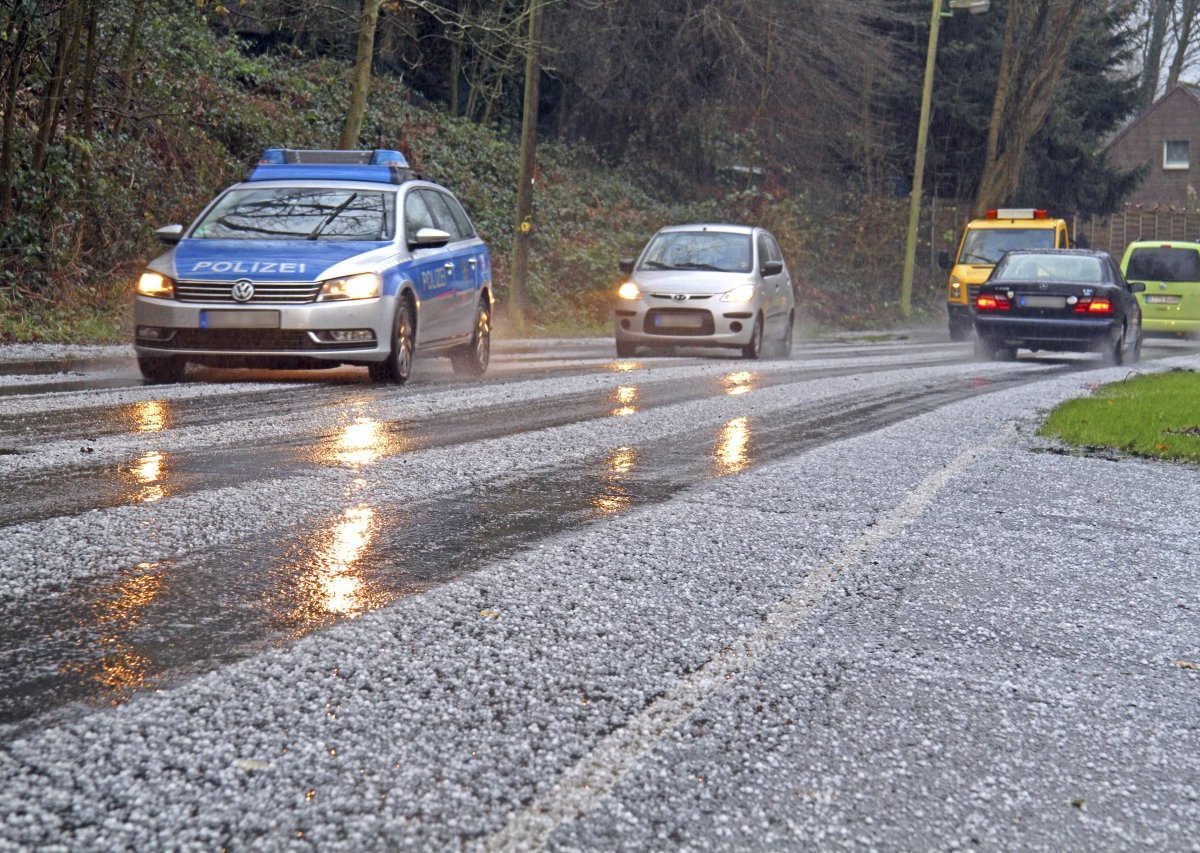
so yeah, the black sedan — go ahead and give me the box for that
[972,249,1144,364]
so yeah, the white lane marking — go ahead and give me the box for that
[478,429,1013,852]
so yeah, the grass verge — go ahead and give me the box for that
[1038,369,1200,465]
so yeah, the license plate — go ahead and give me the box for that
[1145,294,1181,304]
[200,310,281,329]
[653,314,704,329]
[1018,294,1066,309]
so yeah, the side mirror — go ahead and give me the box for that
[1129,281,1145,293]
[155,224,185,246]
[937,251,951,271]
[618,258,634,275]
[410,227,451,249]
[760,260,784,277]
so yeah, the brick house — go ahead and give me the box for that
[1108,83,1200,208]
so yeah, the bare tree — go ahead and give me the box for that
[975,0,1090,214]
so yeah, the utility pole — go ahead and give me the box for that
[899,0,944,320]
[509,0,543,333]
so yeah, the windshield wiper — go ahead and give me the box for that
[641,260,674,270]
[961,252,995,264]
[672,262,722,271]
[308,193,358,240]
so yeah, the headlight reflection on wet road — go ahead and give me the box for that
[593,446,638,515]
[611,386,639,417]
[289,506,385,632]
[60,563,163,703]
[714,416,752,476]
[722,371,757,396]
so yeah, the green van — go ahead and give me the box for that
[1120,240,1200,338]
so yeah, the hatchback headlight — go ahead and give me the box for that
[721,283,756,303]
[617,281,641,300]
[318,272,382,301]
[136,271,175,298]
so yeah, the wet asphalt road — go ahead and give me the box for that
[0,332,1197,849]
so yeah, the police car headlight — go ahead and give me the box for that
[617,281,641,300]
[136,271,174,298]
[318,273,382,301]
[720,283,756,303]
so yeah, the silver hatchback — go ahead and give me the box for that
[613,224,795,358]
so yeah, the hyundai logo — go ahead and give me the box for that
[231,279,255,303]
[671,293,688,302]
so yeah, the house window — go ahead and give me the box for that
[1164,140,1190,170]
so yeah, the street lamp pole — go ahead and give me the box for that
[899,0,944,320]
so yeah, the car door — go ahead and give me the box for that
[756,232,787,336]
[422,190,482,340]
[402,188,455,345]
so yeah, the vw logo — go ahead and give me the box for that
[231,279,255,303]
[1159,282,1168,291]
[671,293,688,302]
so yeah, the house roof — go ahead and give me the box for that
[1107,83,1200,152]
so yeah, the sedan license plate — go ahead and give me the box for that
[200,310,281,329]
[653,313,704,330]
[1018,294,1067,309]
[1145,294,1181,304]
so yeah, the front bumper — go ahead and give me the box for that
[613,304,756,348]
[133,295,394,364]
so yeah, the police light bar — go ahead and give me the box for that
[986,208,1048,220]
[249,148,414,183]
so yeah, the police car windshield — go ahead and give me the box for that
[639,231,751,273]
[191,187,395,241]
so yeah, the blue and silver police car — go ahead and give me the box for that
[134,148,493,384]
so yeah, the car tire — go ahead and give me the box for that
[741,315,764,359]
[137,354,186,383]
[973,335,995,361]
[774,312,794,358]
[1103,325,1125,367]
[994,345,1017,362]
[615,340,638,358]
[1128,324,1142,364]
[369,296,415,384]
[451,298,491,377]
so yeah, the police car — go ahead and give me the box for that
[133,148,493,384]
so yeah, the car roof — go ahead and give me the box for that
[1124,240,1200,250]
[655,223,757,236]
[1002,248,1112,260]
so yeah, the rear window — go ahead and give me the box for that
[993,254,1104,283]
[1124,247,1200,282]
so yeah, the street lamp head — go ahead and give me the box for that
[948,0,990,13]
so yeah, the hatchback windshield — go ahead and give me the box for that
[191,188,395,241]
[994,254,1104,283]
[957,228,1056,265]
[639,231,752,273]
[1124,246,1200,282]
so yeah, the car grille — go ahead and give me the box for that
[174,280,321,304]
[647,293,713,301]
[138,329,336,351]
[643,308,715,336]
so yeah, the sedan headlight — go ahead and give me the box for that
[318,272,382,301]
[720,283,756,303]
[136,271,175,298]
[617,281,641,300]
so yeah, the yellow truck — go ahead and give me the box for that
[941,208,1070,340]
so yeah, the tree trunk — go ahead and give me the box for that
[0,4,33,220]
[32,0,82,174]
[1167,0,1199,90]
[339,0,383,150]
[1141,0,1171,106]
[509,0,543,333]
